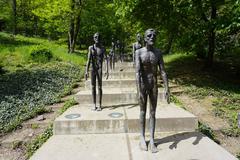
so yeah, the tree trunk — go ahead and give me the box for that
[12,0,17,35]
[33,16,38,36]
[68,0,82,53]
[68,0,75,53]
[164,32,174,54]
[68,20,75,53]
[206,3,216,67]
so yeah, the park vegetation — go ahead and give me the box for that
[0,0,239,151]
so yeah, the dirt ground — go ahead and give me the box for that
[0,84,82,160]
[177,94,240,157]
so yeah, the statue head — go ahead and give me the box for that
[144,29,156,46]
[136,33,142,42]
[93,32,101,44]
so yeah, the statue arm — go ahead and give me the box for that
[135,50,141,87]
[103,48,109,79]
[158,52,170,103]
[85,46,92,80]
[132,44,135,62]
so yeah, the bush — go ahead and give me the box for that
[0,62,82,133]
[30,46,53,63]
[0,63,4,74]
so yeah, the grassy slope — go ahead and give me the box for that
[164,53,240,137]
[0,32,87,134]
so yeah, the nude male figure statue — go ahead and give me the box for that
[132,33,142,64]
[135,29,170,153]
[85,32,109,111]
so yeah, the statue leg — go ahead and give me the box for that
[91,71,97,110]
[110,58,112,70]
[139,87,147,151]
[113,55,115,70]
[96,69,102,111]
[149,88,158,153]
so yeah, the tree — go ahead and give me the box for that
[68,0,85,53]
[11,0,16,35]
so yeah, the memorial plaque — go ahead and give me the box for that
[65,114,81,119]
[108,112,123,118]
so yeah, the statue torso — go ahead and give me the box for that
[138,47,160,90]
[90,45,105,70]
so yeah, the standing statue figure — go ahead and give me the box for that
[120,42,125,62]
[85,32,109,111]
[132,33,142,65]
[109,38,116,70]
[116,40,123,63]
[135,29,170,153]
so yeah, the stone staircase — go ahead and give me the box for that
[30,62,238,160]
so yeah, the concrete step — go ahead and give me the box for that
[110,67,135,72]
[85,79,137,89]
[108,71,135,79]
[30,132,238,160]
[76,88,167,105]
[53,103,198,135]
[102,62,134,71]
[84,79,173,89]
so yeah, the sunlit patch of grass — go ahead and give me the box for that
[164,52,240,137]
[0,32,86,72]
[0,32,85,134]
[163,52,188,64]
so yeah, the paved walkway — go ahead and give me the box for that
[30,62,237,160]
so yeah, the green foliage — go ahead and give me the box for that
[0,32,86,72]
[198,121,220,144]
[30,46,53,63]
[170,95,183,107]
[26,124,53,158]
[0,62,81,134]
[0,33,84,134]
[237,152,240,160]
[164,53,240,137]
[58,98,78,115]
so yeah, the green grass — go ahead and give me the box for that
[0,32,87,72]
[164,52,240,137]
[0,32,86,134]
[58,98,78,114]
[26,124,53,159]
[198,121,220,144]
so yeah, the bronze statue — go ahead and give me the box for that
[132,33,142,64]
[109,38,116,70]
[116,40,124,62]
[135,29,170,153]
[85,32,109,111]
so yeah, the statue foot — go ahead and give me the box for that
[139,140,148,151]
[96,107,102,111]
[91,107,97,111]
[149,143,158,153]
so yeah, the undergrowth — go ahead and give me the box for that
[164,53,240,137]
[198,121,220,144]
[26,124,53,159]
[26,98,78,158]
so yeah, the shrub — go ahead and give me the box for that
[0,63,4,74]
[30,46,53,63]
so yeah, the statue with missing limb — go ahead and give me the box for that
[85,32,109,111]
[132,33,142,65]
[135,29,170,153]
[116,40,124,63]
[109,38,116,70]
